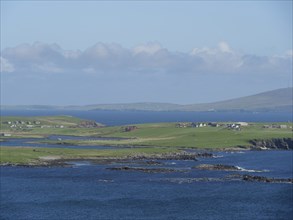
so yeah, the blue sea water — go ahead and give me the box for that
[1,109,292,126]
[1,151,292,220]
[1,110,293,219]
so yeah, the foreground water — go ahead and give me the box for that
[1,110,292,219]
[1,151,292,220]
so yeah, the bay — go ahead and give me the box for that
[1,110,292,220]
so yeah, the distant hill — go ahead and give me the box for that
[183,87,293,112]
[79,102,183,111]
[1,88,292,112]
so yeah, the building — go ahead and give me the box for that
[0,133,12,137]
[208,122,220,127]
[237,122,248,126]
[123,126,138,132]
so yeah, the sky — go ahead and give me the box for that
[0,1,292,105]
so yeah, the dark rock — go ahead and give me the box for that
[106,166,183,173]
[249,138,293,150]
[154,174,293,184]
[125,152,201,161]
[157,177,224,184]
[195,153,214,158]
[145,160,163,165]
[195,164,241,171]
[242,174,293,183]
[0,161,70,168]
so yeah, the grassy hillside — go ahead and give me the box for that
[0,116,104,138]
[185,87,293,111]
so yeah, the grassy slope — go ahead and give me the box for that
[0,115,105,138]
[185,88,293,111]
[1,115,83,125]
[0,147,178,165]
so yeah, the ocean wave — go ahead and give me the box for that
[229,151,245,154]
[165,162,177,165]
[213,155,224,158]
[235,166,269,173]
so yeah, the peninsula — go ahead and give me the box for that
[0,115,292,166]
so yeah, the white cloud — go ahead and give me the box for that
[218,41,232,53]
[133,42,163,55]
[190,42,243,72]
[32,62,64,73]
[190,42,232,55]
[62,50,81,59]
[0,57,15,73]
[1,42,291,76]
[85,43,110,59]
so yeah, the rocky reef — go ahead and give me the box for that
[242,174,293,183]
[194,164,241,171]
[156,174,293,184]
[107,166,184,173]
[124,152,213,161]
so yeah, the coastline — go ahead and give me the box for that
[1,145,292,168]
[1,116,292,168]
[2,149,292,185]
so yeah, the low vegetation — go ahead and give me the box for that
[0,147,178,165]
[1,116,292,165]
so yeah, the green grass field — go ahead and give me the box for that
[1,116,292,148]
[0,146,178,165]
[1,116,292,164]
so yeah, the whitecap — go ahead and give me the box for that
[166,162,176,165]
[235,166,269,173]
[213,155,224,158]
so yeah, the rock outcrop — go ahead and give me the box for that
[249,138,293,150]
[155,175,293,184]
[124,152,213,161]
[194,164,241,171]
[126,151,214,161]
[107,166,183,173]
[242,174,293,183]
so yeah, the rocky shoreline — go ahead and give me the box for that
[0,151,211,167]
[1,143,292,167]
[249,138,293,150]
[2,152,292,185]
[124,152,213,160]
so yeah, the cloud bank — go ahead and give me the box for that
[1,41,292,105]
[1,41,291,76]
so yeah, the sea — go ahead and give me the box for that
[1,110,292,220]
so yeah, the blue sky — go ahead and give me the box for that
[1,1,292,105]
